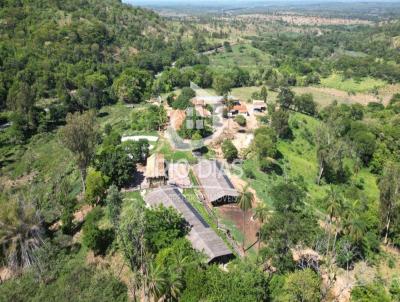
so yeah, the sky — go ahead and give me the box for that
[125,0,399,4]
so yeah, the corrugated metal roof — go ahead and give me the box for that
[192,160,239,203]
[144,186,233,262]
[145,153,166,178]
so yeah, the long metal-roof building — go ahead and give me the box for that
[192,160,239,206]
[144,186,234,264]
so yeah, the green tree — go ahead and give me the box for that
[106,185,123,228]
[212,74,233,96]
[59,111,98,192]
[271,110,291,139]
[378,162,400,245]
[238,186,254,252]
[253,126,277,159]
[253,203,271,253]
[278,269,321,302]
[84,168,108,205]
[112,68,153,103]
[144,205,190,254]
[260,85,268,102]
[172,87,196,109]
[277,87,295,109]
[82,208,114,256]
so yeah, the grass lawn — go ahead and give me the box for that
[156,139,197,164]
[321,73,386,93]
[209,44,271,72]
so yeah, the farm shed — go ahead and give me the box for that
[145,153,167,187]
[192,160,239,206]
[252,100,267,112]
[144,186,234,264]
[229,103,248,116]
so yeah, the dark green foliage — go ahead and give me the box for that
[172,87,196,109]
[348,122,376,165]
[94,140,149,188]
[261,183,321,273]
[277,87,295,109]
[0,0,182,141]
[112,68,153,104]
[131,105,167,131]
[82,208,114,255]
[106,185,123,228]
[253,126,278,159]
[260,158,282,175]
[222,140,238,162]
[182,261,268,302]
[144,205,190,254]
[351,282,392,302]
[269,269,321,302]
[234,114,246,126]
[271,110,292,139]
[294,93,317,115]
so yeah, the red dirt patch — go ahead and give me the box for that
[217,204,260,251]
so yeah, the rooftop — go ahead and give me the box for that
[145,153,166,179]
[192,160,239,203]
[144,186,233,263]
[232,104,248,113]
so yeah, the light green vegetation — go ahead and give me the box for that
[209,44,271,71]
[156,139,197,164]
[321,73,386,93]
[239,112,379,209]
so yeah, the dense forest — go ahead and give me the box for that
[1,0,400,301]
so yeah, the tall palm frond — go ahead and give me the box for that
[0,197,44,274]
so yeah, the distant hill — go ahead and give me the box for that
[0,0,178,117]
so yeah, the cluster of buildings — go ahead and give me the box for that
[168,95,267,131]
[142,94,266,263]
[144,155,239,263]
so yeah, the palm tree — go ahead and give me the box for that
[164,270,183,301]
[253,203,271,252]
[146,262,166,302]
[0,197,44,274]
[238,185,254,253]
[323,187,345,254]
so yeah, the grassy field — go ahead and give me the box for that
[209,44,271,72]
[321,74,386,93]
[156,139,197,164]
[237,112,380,211]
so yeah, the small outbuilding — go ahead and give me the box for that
[145,153,167,187]
[192,160,239,206]
[253,100,267,112]
[229,103,248,116]
[144,186,234,264]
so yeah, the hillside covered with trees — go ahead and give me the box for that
[1,1,400,301]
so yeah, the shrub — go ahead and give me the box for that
[82,208,114,255]
[260,158,282,175]
[234,115,247,126]
[222,140,239,162]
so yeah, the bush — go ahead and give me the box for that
[260,158,282,175]
[172,87,195,109]
[244,168,255,179]
[234,115,247,126]
[222,140,239,162]
[82,208,114,255]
